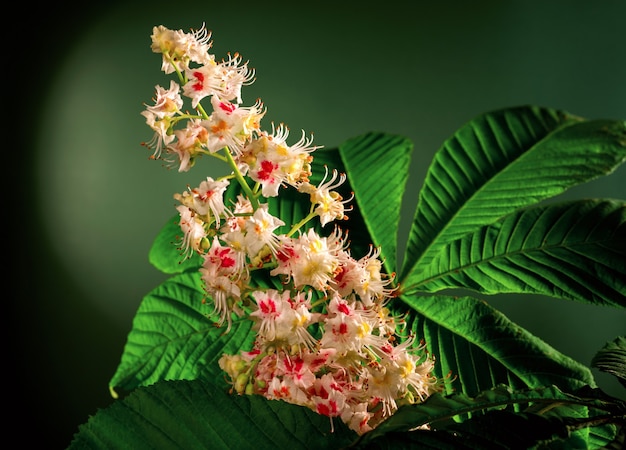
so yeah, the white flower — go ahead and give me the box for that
[150,24,214,74]
[243,205,285,257]
[298,166,353,226]
[175,205,206,258]
[204,96,265,155]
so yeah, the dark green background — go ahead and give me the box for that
[14,1,626,448]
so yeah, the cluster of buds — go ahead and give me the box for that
[142,24,440,435]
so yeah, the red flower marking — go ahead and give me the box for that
[191,71,205,91]
[218,249,235,268]
[273,385,291,398]
[276,247,296,263]
[257,159,278,181]
[218,101,236,113]
[337,302,351,316]
[260,299,277,315]
[316,400,338,416]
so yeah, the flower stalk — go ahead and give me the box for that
[141,23,442,435]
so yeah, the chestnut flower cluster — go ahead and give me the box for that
[142,24,440,435]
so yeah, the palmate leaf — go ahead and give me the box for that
[394,295,596,398]
[107,104,626,448]
[400,106,626,293]
[414,199,626,307]
[109,271,256,395]
[70,379,356,450]
[386,293,610,444]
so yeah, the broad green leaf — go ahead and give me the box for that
[149,215,202,274]
[591,336,626,389]
[389,294,612,445]
[70,379,356,450]
[395,295,596,398]
[261,182,315,236]
[414,199,626,307]
[337,132,413,276]
[357,385,623,447]
[400,105,626,292]
[109,271,255,395]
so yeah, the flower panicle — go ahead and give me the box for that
[142,23,442,435]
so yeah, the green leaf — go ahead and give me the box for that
[148,215,202,274]
[109,271,255,395]
[337,132,413,276]
[400,106,626,292]
[413,199,626,307]
[357,385,624,448]
[592,336,626,389]
[70,379,357,450]
[396,295,596,397]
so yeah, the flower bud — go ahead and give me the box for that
[234,373,249,394]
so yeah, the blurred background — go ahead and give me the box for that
[14,0,625,447]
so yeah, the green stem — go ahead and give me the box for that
[167,54,187,86]
[209,151,228,163]
[310,297,329,309]
[196,102,211,120]
[164,53,211,121]
[224,147,259,210]
[287,210,317,237]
